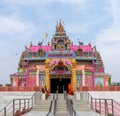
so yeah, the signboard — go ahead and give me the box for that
[50,71,71,75]
[46,52,74,58]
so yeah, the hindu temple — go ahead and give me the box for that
[10,21,111,93]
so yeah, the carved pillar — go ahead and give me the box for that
[81,65,85,86]
[46,69,50,90]
[26,60,29,86]
[72,68,76,91]
[45,59,50,91]
[72,59,76,91]
[36,66,40,87]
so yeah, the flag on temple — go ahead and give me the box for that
[45,32,48,38]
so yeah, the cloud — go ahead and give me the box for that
[57,0,87,5]
[4,0,87,6]
[0,15,26,34]
[95,0,120,82]
[3,0,88,11]
[110,0,120,24]
[0,14,38,41]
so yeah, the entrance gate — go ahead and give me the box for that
[50,78,70,93]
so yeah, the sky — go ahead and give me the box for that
[0,0,120,85]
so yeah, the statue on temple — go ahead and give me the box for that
[30,41,33,46]
[88,43,91,47]
[78,39,83,46]
[93,46,97,52]
[56,21,64,32]
[65,39,71,50]
[71,41,73,46]
[48,41,50,46]
[52,38,56,50]
[38,41,43,46]
[24,46,28,51]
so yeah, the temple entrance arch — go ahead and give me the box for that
[50,61,71,93]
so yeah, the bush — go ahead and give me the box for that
[5,84,11,86]
[0,84,3,86]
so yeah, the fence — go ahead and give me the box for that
[0,86,42,91]
[0,92,36,116]
[0,86,120,92]
[78,86,120,91]
[87,92,120,116]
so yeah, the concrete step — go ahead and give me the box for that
[56,94,68,112]
[73,100,92,111]
[32,98,51,111]
[56,109,68,111]
[32,104,50,111]
[55,111,69,116]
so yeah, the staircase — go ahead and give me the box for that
[23,92,101,116]
[32,93,53,111]
[55,94,69,116]
[68,93,102,116]
[68,95,91,111]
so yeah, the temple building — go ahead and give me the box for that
[10,21,111,93]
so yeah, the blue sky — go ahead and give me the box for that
[0,0,120,85]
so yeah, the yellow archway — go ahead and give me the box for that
[45,59,77,92]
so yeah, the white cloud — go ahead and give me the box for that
[0,15,38,40]
[57,0,87,5]
[0,15,26,34]
[4,0,88,11]
[4,0,54,7]
[4,0,87,6]
[66,18,106,35]
[95,0,120,82]
[96,26,120,43]
[110,0,120,24]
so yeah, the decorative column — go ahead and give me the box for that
[36,66,40,87]
[45,59,50,91]
[81,65,85,86]
[92,60,95,87]
[26,60,29,86]
[72,59,76,91]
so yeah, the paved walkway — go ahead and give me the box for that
[23,111,101,116]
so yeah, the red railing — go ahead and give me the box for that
[77,86,120,91]
[0,86,120,92]
[87,92,120,116]
[0,86,42,92]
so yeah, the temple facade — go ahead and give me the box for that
[10,22,111,92]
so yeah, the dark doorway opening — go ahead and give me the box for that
[50,78,70,93]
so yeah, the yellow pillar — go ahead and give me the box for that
[71,59,76,91]
[45,59,50,91]
[46,69,50,91]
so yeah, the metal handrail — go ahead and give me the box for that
[47,91,58,116]
[0,92,36,116]
[87,92,120,116]
[64,91,78,116]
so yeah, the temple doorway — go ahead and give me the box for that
[50,78,70,93]
[50,61,71,93]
